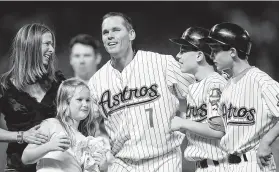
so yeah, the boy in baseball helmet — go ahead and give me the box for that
[170,27,228,172]
[201,22,278,172]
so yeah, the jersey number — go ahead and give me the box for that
[145,108,154,128]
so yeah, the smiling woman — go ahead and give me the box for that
[42,32,55,66]
[0,23,65,172]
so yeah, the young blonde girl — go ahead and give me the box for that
[21,78,112,172]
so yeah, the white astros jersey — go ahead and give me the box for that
[183,72,228,161]
[219,67,279,154]
[88,50,195,160]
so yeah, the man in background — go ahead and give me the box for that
[69,34,102,84]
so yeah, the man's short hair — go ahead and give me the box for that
[69,34,100,54]
[102,12,134,31]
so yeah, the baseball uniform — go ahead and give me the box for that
[88,50,195,172]
[219,66,278,172]
[183,72,228,172]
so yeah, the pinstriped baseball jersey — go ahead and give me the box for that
[183,72,228,161]
[219,67,279,154]
[88,50,195,160]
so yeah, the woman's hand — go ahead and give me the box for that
[45,134,71,152]
[23,125,48,144]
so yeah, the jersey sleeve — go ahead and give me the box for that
[205,80,226,119]
[261,79,279,117]
[166,55,195,99]
[208,116,225,132]
[205,78,226,131]
[88,77,103,120]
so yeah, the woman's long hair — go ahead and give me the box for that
[0,23,56,90]
[56,78,96,146]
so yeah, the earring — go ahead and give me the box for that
[231,53,235,57]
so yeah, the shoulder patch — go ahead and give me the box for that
[209,88,222,106]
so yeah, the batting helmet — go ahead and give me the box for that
[201,22,252,56]
[169,27,211,56]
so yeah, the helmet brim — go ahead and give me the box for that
[169,38,200,50]
[169,38,193,46]
[200,37,228,46]
[170,38,212,56]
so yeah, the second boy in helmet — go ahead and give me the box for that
[201,22,278,172]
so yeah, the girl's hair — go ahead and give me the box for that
[0,23,57,90]
[56,78,96,146]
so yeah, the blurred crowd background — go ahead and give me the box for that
[0,1,279,171]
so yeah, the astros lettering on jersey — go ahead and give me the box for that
[219,67,279,155]
[184,72,228,162]
[88,50,195,161]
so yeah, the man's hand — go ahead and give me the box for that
[256,141,272,170]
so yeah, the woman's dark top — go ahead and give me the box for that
[0,71,65,172]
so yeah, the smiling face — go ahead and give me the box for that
[41,32,54,66]
[101,16,135,59]
[69,86,91,122]
[176,46,199,74]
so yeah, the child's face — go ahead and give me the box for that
[69,86,91,121]
[210,44,233,71]
[176,46,198,74]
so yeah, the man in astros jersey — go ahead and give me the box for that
[201,22,279,172]
[169,27,228,172]
[87,12,195,172]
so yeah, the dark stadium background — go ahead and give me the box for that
[0,1,278,171]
